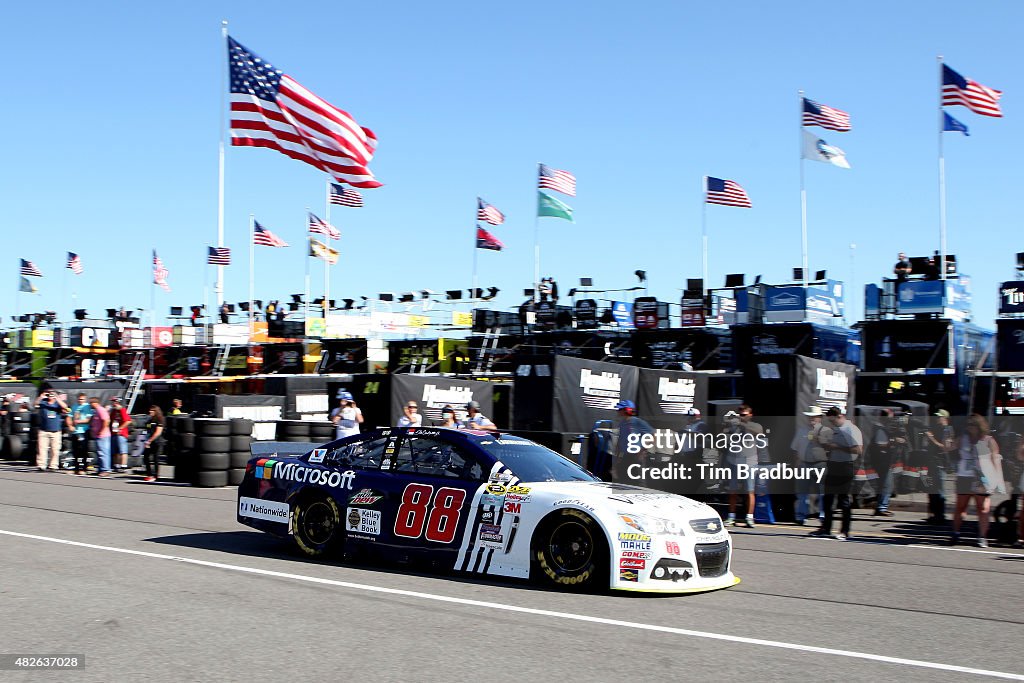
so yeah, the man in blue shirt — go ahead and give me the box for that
[35,389,67,471]
[70,393,94,475]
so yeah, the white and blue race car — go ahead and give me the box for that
[237,427,739,593]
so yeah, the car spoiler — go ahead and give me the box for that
[249,441,323,459]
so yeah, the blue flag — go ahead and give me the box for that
[943,112,970,136]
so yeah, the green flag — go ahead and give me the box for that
[19,277,37,294]
[537,191,574,222]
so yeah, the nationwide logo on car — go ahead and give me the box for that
[349,488,383,506]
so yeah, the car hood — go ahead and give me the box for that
[521,480,716,517]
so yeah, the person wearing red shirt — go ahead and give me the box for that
[108,397,132,473]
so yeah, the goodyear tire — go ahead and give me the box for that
[229,451,251,469]
[198,435,231,453]
[195,419,231,437]
[228,468,246,486]
[198,452,229,471]
[194,470,229,488]
[292,493,343,558]
[177,417,195,434]
[229,435,251,452]
[229,418,254,436]
[177,432,196,451]
[533,509,608,590]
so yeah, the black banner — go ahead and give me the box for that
[999,281,1024,315]
[319,338,369,374]
[551,355,639,433]
[861,320,952,372]
[390,375,494,427]
[633,297,659,330]
[631,328,730,370]
[636,369,709,430]
[575,299,598,329]
[262,343,304,374]
[388,339,467,374]
[997,319,1024,372]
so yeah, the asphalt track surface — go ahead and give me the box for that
[1,465,1022,682]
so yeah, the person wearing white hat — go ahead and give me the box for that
[330,390,363,439]
[791,406,832,525]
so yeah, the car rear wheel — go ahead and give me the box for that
[534,509,607,590]
[292,494,343,558]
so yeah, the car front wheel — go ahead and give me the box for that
[534,509,608,590]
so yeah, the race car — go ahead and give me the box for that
[237,427,738,593]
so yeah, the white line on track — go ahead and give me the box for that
[1,528,1022,681]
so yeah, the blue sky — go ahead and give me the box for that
[1,1,1020,329]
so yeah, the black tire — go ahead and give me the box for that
[309,422,335,439]
[195,419,231,437]
[177,417,195,434]
[230,435,251,452]
[292,493,343,557]
[229,451,252,469]
[533,509,609,590]
[228,468,246,486]
[230,418,254,436]
[198,452,230,471]
[283,436,315,443]
[198,436,231,453]
[4,435,22,460]
[177,432,196,450]
[278,421,311,438]
[194,470,229,488]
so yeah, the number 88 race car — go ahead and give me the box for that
[237,427,739,593]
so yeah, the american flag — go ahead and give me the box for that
[802,98,851,132]
[228,37,382,188]
[706,177,752,208]
[152,250,170,291]
[207,246,232,265]
[20,259,42,277]
[477,198,505,226]
[66,252,83,275]
[476,225,504,251]
[538,164,576,196]
[253,221,289,247]
[329,183,364,207]
[308,212,341,240]
[942,64,1002,118]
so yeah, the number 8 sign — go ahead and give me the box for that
[393,483,467,544]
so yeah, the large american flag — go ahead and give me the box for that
[329,183,364,207]
[477,197,505,226]
[152,251,170,291]
[253,222,289,247]
[308,212,340,240]
[538,164,576,196]
[802,98,851,132]
[942,64,1002,118]
[66,252,83,275]
[207,246,232,265]
[706,177,752,208]
[228,37,382,188]
[20,259,42,277]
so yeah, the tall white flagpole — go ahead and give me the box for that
[324,183,331,318]
[472,200,480,301]
[304,207,311,322]
[248,214,255,336]
[701,176,708,293]
[533,164,541,303]
[799,89,809,289]
[216,20,228,307]
[938,55,948,281]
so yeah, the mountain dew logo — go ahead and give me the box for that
[255,459,277,480]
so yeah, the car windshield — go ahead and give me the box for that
[475,437,599,483]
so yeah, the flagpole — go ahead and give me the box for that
[149,252,156,330]
[249,214,255,337]
[304,207,311,322]
[324,182,331,318]
[472,200,480,302]
[701,176,708,293]
[799,89,809,289]
[938,55,948,282]
[533,164,541,303]
[216,20,228,307]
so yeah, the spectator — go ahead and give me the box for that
[219,302,230,324]
[893,252,912,282]
[169,398,184,416]
[812,407,863,541]
[440,405,458,428]
[724,404,763,529]
[330,390,363,439]
[70,393,94,475]
[108,397,131,473]
[142,405,165,482]
[34,389,67,472]
[679,408,711,495]
[922,409,954,524]
[952,414,1002,547]
[88,397,112,477]
[791,406,832,525]
[614,400,653,484]
[397,401,422,428]
[869,410,897,517]
[461,401,496,431]
[922,256,940,281]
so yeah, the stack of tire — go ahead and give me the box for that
[3,411,32,462]
[167,416,196,483]
[276,420,335,444]
[191,417,254,487]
